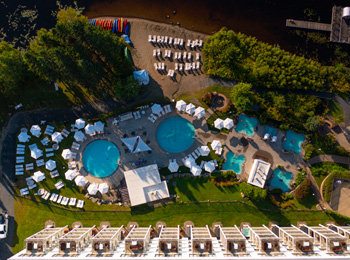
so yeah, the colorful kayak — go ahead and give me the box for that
[123,18,127,32]
[125,24,129,35]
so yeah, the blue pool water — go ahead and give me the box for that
[157,117,195,153]
[222,152,246,174]
[270,168,293,192]
[265,126,278,136]
[82,140,120,178]
[235,115,258,137]
[282,130,306,154]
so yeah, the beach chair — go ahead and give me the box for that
[166,104,172,112]
[153,35,157,42]
[167,70,173,77]
[50,170,59,178]
[55,181,64,190]
[160,36,164,43]
[191,41,195,48]
[191,152,198,159]
[198,39,203,47]
[157,35,161,43]
[192,62,196,70]
[200,161,205,169]
[153,49,156,57]
[167,50,172,58]
[57,195,63,204]
[158,62,162,70]
[76,200,85,208]
[148,35,152,42]
[194,149,201,157]
[169,37,173,44]
[164,36,168,44]
[174,38,178,45]
[179,38,184,46]
[161,63,165,70]
[45,148,53,152]
[196,52,200,60]
[28,183,37,190]
[177,52,181,60]
[16,150,24,155]
[188,52,192,61]
[69,198,77,206]
[215,148,223,155]
[20,188,29,196]
[50,193,56,201]
[61,197,69,205]
[174,52,178,60]
[187,39,191,47]
[179,64,183,71]
[196,62,200,70]
[157,49,161,57]
[46,153,54,157]
[43,192,51,200]
[175,63,178,71]
[183,52,187,60]
[71,152,77,159]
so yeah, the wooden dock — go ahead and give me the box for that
[286,19,331,32]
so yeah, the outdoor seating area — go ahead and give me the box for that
[124,226,152,254]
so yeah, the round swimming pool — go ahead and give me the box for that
[82,140,120,178]
[156,117,195,153]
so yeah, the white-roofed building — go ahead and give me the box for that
[247,159,271,188]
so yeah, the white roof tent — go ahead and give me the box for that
[91,226,125,253]
[327,224,350,242]
[248,159,271,188]
[25,226,67,253]
[248,225,280,252]
[191,226,212,255]
[299,224,347,253]
[277,225,313,253]
[219,225,246,253]
[124,226,152,254]
[123,164,170,206]
[59,226,96,254]
[158,226,180,254]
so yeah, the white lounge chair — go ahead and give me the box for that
[183,52,187,60]
[187,39,191,47]
[153,49,157,57]
[188,52,192,61]
[164,36,168,44]
[196,52,200,60]
[169,37,173,44]
[148,35,152,42]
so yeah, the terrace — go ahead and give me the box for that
[58,226,97,254]
[327,224,350,242]
[219,225,246,254]
[158,226,180,254]
[124,226,151,254]
[277,225,313,253]
[248,225,280,253]
[91,226,125,254]
[191,226,212,255]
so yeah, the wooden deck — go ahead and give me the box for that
[286,19,331,32]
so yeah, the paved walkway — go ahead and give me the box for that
[307,154,350,166]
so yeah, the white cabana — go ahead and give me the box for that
[51,132,63,143]
[94,121,104,132]
[75,175,86,187]
[247,159,271,188]
[194,107,205,119]
[98,183,109,194]
[199,146,210,156]
[121,136,138,152]
[30,125,41,137]
[133,136,151,153]
[191,165,202,176]
[75,118,85,129]
[61,149,73,160]
[168,161,179,173]
[185,103,196,115]
[87,183,98,195]
[176,100,186,112]
[65,170,77,181]
[45,159,56,171]
[151,104,162,115]
[211,140,222,151]
[31,148,43,159]
[214,118,224,130]
[184,157,196,168]
[84,124,95,136]
[18,132,30,143]
[74,131,85,142]
[223,118,234,130]
[33,171,45,183]
[204,161,215,173]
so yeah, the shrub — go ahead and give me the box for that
[324,134,336,148]
[279,123,289,132]
[211,171,238,186]
[239,183,267,200]
[269,195,280,207]
[304,144,314,160]
[259,114,267,125]
[295,178,312,201]
[295,170,306,186]
[303,116,321,132]
[335,146,350,157]
[281,193,294,201]
[281,200,294,209]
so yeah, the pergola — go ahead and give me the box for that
[91,226,124,253]
[158,226,180,254]
[219,225,246,253]
[58,226,96,253]
[124,226,152,254]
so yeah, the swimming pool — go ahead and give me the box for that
[82,140,120,178]
[270,168,293,192]
[156,117,195,153]
[235,114,258,137]
[222,152,246,174]
[282,130,306,154]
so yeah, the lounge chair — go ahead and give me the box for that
[200,161,205,169]
[196,62,200,70]
[69,198,77,206]
[17,144,25,148]
[55,181,64,190]
[15,170,24,175]
[43,191,51,200]
[164,36,168,44]
[169,37,173,44]
[61,129,70,137]
[179,64,183,71]
[166,104,172,112]
[57,195,63,204]
[179,38,184,46]
[153,49,157,57]
[50,170,59,178]
[46,153,54,157]
[45,148,53,152]
[175,63,178,70]
[28,184,37,190]
[20,188,29,196]
[160,36,164,43]
[214,159,218,167]
[16,150,24,155]
[36,159,45,167]
[194,149,201,157]
[215,148,223,155]
[191,152,198,159]
[196,52,200,60]
[147,116,156,123]
[148,34,152,42]
[183,52,187,60]
[76,200,85,208]
[187,39,191,47]
[271,136,277,142]
[61,197,69,205]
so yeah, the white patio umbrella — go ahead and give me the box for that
[65,170,77,181]
[184,157,196,168]
[168,161,179,173]
[214,118,224,130]
[191,165,202,176]
[61,149,73,160]
[194,107,205,119]
[98,183,109,194]
[30,125,41,137]
[223,118,234,130]
[87,183,98,195]
[185,103,196,114]
[74,131,85,142]
[31,148,43,159]
[45,159,56,171]
[151,104,162,115]
[84,124,95,135]
[33,171,45,183]
[176,100,186,112]
[204,161,216,173]
[51,132,63,143]
[75,175,86,187]
[18,132,30,143]
[75,118,86,129]
[199,146,210,156]
[94,121,104,132]
[211,140,222,151]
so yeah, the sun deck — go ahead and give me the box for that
[248,225,280,253]
[191,226,212,254]
[124,226,151,254]
[58,226,97,254]
[91,226,125,253]
[278,225,313,253]
[219,225,246,253]
[158,226,180,254]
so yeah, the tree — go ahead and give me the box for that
[230,82,254,111]
[303,116,321,132]
[294,178,312,201]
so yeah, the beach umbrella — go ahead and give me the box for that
[75,175,86,187]
[211,140,222,151]
[45,159,56,171]
[204,161,216,173]
[87,183,98,195]
[30,125,41,137]
[94,121,104,132]
[184,157,196,168]
[199,146,210,156]
[61,149,73,160]
[191,165,202,176]
[168,161,179,173]
[223,118,234,130]
[176,100,186,112]
[98,183,109,194]
[185,103,196,114]
[75,118,86,129]
[84,124,95,135]
[214,118,224,130]
[51,132,63,143]
[74,131,85,142]
[18,132,30,143]
[194,107,205,119]
[151,104,162,115]
[31,148,43,159]
[33,171,45,183]
[133,70,149,85]
[65,170,77,181]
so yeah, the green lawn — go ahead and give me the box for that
[310,162,349,188]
